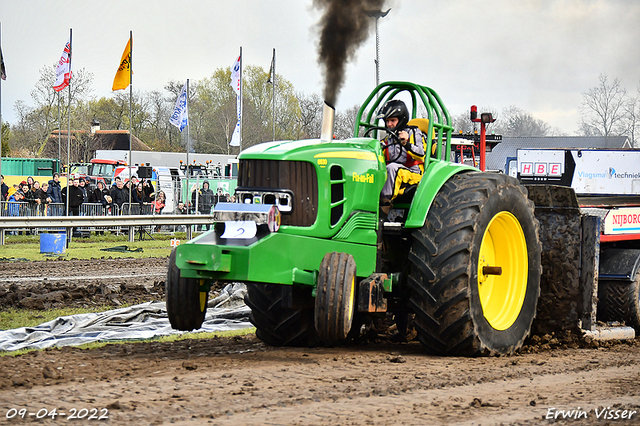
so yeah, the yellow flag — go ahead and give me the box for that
[112,39,131,91]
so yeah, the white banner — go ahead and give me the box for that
[229,54,241,146]
[53,39,71,92]
[169,82,188,132]
[604,207,640,235]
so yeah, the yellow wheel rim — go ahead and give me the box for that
[346,276,355,321]
[199,280,207,312]
[477,211,528,331]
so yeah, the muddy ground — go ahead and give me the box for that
[1,258,639,425]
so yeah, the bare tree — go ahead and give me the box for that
[9,65,93,156]
[492,105,552,137]
[451,111,475,134]
[1,122,10,156]
[296,92,322,139]
[623,83,640,147]
[334,104,360,139]
[579,74,628,138]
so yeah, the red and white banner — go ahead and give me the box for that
[53,39,72,92]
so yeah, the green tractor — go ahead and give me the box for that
[166,81,542,356]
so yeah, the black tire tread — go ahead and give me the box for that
[244,283,318,347]
[166,248,208,331]
[598,272,640,333]
[408,172,541,356]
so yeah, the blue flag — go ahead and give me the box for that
[169,82,188,132]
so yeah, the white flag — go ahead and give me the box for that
[230,120,241,146]
[169,82,188,132]
[53,39,71,92]
[230,55,240,95]
[230,92,241,147]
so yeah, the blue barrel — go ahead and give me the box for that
[40,233,67,254]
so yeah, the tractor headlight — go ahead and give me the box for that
[236,189,293,213]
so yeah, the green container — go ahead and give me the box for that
[1,158,60,176]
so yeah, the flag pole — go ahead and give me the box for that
[57,92,61,163]
[185,78,190,215]
[272,48,276,141]
[128,30,133,210]
[239,46,243,152]
[0,22,3,182]
[65,28,72,218]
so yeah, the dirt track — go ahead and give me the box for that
[1,258,639,425]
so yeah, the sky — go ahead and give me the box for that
[0,0,638,136]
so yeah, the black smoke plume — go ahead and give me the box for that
[314,0,386,106]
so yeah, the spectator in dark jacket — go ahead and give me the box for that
[21,182,37,215]
[90,181,112,207]
[110,177,129,208]
[62,178,84,216]
[1,175,8,201]
[47,173,63,204]
[132,182,148,206]
[142,179,155,201]
[79,178,89,204]
[192,181,215,214]
[35,182,52,215]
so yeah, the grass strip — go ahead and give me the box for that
[0,327,257,357]
[0,232,201,261]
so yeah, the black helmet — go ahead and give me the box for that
[376,100,409,131]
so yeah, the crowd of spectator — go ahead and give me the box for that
[1,172,233,219]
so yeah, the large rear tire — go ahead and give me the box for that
[166,248,208,331]
[408,172,541,356]
[314,252,357,342]
[598,271,640,333]
[245,283,318,346]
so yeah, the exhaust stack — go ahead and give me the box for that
[320,101,335,143]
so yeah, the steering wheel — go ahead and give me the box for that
[364,126,404,163]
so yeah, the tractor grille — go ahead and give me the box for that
[238,159,318,226]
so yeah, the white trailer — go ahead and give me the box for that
[94,150,236,176]
[517,148,640,197]
[516,148,640,339]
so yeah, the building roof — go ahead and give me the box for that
[485,136,631,172]
[45,130,151,162]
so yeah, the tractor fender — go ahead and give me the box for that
[404,161,475,228]
[599,248,640,282]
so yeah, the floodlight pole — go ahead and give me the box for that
[366,9,390,87]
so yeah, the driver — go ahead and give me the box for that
[377,100,425,204]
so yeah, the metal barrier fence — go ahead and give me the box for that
[0,214,217,244]
[0,201,162,237]
[0,202,166,217]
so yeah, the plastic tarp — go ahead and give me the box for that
[0,283,252,352]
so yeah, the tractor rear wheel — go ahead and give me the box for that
[166,248,208,331]
[245,283,318,346]
[314,252,357,343]
[408,172,541,356]
[598,271,640,333]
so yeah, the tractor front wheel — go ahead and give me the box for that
[315,252,357,343]
[408,172,541,356]
[166,248,208,331]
